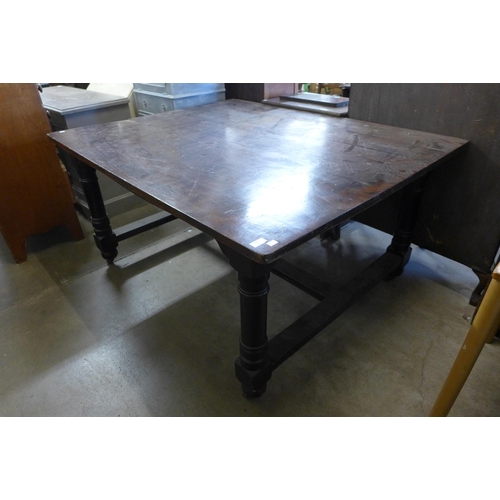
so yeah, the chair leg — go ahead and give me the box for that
[429,276,500,416]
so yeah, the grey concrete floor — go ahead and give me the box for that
[1,204,500,416]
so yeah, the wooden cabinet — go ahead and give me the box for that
[0,84,84,263]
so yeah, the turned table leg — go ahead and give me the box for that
[74,158,118,264]
[218,243,274,397]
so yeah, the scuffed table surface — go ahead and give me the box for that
[48,99,468,263]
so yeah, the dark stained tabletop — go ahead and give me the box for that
[48,100,468,264]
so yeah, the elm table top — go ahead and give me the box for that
[48,99,468,264]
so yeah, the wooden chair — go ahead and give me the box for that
[429,262,500,416]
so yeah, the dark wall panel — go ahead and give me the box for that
[348,83,500,273]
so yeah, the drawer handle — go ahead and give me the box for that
[143,100,147,107]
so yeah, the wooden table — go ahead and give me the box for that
[47,100,468,397]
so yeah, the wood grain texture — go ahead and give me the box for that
[0,84,84,263]
[48,99,467,264]
[348,83,499,273]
